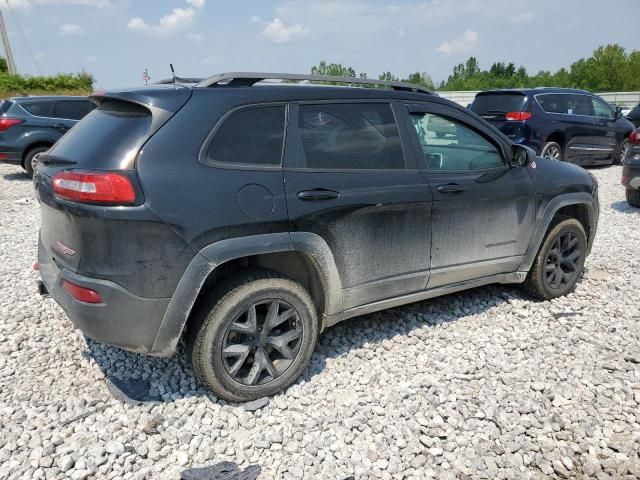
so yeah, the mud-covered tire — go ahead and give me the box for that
[627,188,640,208]
[187,269,318,402]
[523,218,587,300]
[23,146,50,177]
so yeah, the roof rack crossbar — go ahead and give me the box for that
[195,72,433,94]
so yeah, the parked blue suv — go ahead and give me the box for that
[470,88,635,166]
[0,96,94,176]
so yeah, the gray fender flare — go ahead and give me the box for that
[518,192,596,273]
[149,232,342,356]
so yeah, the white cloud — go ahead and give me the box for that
[59,24,83,35]
[435,30,478,55]
[127,0,205,35]
[510,12,535,24]
[262,18,309,43]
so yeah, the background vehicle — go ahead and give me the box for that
[626,103,640,128]
[35,73,599,402]
[470,87,634,166]
[0,96,94,176]
[622,130,640,207]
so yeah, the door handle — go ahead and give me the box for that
[297,189,340,201]
[52,123,69,130]
[437,183,466,194]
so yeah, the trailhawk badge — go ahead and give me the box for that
[56,241,77,257]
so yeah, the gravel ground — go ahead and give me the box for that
[1,162,639,480]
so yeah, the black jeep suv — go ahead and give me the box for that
[35,73,599,402]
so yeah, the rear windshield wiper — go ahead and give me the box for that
[39,156,77,166]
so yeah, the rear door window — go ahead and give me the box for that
[295,103,405,170]
[53,100,94,120]
[21,101,54,117]
[471,93,527,114]
[536,94,565,114]
[564,94,594,116]
[206,105,286,167]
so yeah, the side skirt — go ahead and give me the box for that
[323,271,527,329]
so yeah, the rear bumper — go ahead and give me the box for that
[0,150,22,164]
[38,235,171,355]
[622,145,640,190]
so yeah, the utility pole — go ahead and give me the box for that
[0,6,16,74]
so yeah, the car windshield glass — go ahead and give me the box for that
[471,94,527,114]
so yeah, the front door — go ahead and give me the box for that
[588,95,618,163]
[283,101,433,311]
[404,103,537,288]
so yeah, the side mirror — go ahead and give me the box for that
[511,144,535,167]
[614,106,623,120]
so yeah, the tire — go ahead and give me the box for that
[540,141,563,161]
[23,146,50,177]
[188,269,318,402]
[627,188,640,208]
[614,138,630,165]
[523,218,587,300]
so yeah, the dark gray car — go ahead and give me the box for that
[35,73,600,401]
[0,95,94,176]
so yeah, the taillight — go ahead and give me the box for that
[52,170,137,205]
[0,118,24,131]
[63,280,103,304]
[505,111,532,121]
[630,130,640,145]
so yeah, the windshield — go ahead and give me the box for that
[471,93,528,114]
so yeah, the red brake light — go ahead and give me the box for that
[505,111,532,121]
[53,171,136,205]
[630,130,640,145]
[0,118,24,131]
[63,280,103,304]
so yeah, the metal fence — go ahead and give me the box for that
[437,90,640,107]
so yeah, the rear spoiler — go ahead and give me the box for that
[89,85,192,114]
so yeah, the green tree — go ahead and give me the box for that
[0,57,7,74]
[403,72,435,90]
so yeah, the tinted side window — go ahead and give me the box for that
[564,94,594,116]
[207,106,285,166]
[54,100,94,120]
[536,94,565,114]
[411,112,504,170]
[21,101,54,117]
[296,103,405,170]
[591,97,612,118]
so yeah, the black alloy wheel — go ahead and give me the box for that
[544,232,580,289]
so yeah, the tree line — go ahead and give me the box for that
[309,44,640,92]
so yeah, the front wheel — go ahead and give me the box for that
[523,218,587,300]
[188,270,318,402]
[540,141,563,161]
[627,188,640,208]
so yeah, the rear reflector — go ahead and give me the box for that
[63,280,103,304]
[630,130,640,145]
[53,171,136,205]
[505,111,532,121]
[0,118,24,131]
[33,262,39,271]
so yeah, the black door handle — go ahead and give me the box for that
[437,183,466,193]
[297,189,340,201]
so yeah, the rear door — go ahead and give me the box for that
[404,102,536,287]
[283,101,432,311]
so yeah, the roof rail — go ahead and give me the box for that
[195,72,434,94]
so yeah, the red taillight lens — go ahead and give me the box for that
[505,111,532,121]
[63,280,103,304]
[53,171,136,205]
[630,130,640,145]
[0,118,24,131]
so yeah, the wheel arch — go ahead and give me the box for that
[544,131,566,148]
[149,232,343,356]
[21,141,53,168]
[518,193,596,273]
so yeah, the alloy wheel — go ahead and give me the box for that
[542,144,561,160]
[616,139,629,164]
[221,299,303,386]
[544,232,580,289]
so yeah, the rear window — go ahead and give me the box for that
[471,94,527,114]
[21,101,54,117]
[207,105,286,167]
[48,100,152,169]
[53,100,94,120]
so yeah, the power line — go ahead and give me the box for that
[4,0,41,75]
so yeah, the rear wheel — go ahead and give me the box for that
[540,141,563,161]
[524,218,587,300]
[614,138,630,165]
[627,188,640,208]
[23,146,50,177]
[188,270,318,402]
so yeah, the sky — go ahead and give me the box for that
[3,0,639,89]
